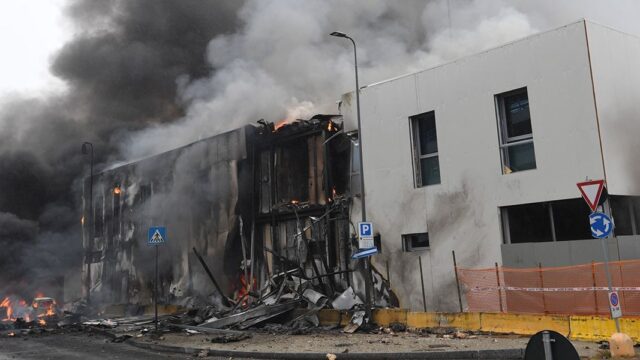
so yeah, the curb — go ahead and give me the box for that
[125,338,525,359]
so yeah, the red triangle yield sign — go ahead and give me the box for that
[576,179,605,212]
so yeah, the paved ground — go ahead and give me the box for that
[0,331,249,360]
[0,328,632,359]
[136,328,607,358]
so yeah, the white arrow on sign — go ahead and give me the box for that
[593,228,604,237]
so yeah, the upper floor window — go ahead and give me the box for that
[496,88,536,173]
[410,111,440,187]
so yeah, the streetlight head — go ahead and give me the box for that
[330,31,348,38]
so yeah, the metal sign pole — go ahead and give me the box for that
[155,244,158,332]
[601,202,621,332]
[148,226,166,332]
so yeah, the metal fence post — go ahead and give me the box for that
[591,261,598,314]
[452,251,463,312]
[539,263,547,314]
[419,256,427,312]
[495,262,504,313]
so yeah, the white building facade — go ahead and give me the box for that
[341,20,640,311]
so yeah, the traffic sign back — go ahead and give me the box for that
[577,180,605,212]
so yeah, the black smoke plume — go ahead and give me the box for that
[0,0,242,299]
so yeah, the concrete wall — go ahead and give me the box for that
[586,22,640,195]
[343,21,610,311]
[502,235,640,268]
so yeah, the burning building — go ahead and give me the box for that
[81,115,390,309]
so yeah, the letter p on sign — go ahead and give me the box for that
[358,222,374,249]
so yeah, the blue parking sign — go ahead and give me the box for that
[357,222,374,249]
[359,222,372,237]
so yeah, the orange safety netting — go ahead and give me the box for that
[457,259,640,315]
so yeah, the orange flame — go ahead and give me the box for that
[38,319,46,326]
[274,120,287,131]
[327,121,334,131]
[0,297,12,321]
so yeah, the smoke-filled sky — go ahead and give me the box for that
[1,0,640,297]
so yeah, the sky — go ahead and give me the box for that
[0,0,69,97]
[2,1,640,103]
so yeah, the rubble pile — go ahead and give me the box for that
[167,263,372,336]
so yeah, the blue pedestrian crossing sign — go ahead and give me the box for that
[148,226,166,245]
[589,212,613,239]
[358,222,374,249]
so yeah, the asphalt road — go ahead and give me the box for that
[0,331,220,360]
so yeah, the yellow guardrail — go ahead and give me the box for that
[318,309,640,342]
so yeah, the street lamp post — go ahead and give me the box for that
[81,142,93,305]
[330,31,373,322]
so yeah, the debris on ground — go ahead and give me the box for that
[342,310,365,334]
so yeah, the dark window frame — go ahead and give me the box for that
[402,232,430,251]
[502,198,591,244]
[495,87,536,174]
[410,111,441,187]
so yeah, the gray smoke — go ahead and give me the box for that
[0,0,243,298]
[1,0,640,300]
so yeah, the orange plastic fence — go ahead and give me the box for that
[457,260,640,315]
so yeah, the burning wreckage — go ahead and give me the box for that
[77,115,398,336]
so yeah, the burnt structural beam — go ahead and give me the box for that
[192,247,230,307]
[81,141,94,305]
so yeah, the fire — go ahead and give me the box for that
[113,186,122,195]
[38,319,46,326]
[274,120,288,131]
[327,121,334,131]
[32,297,57,318]
[1,297,12,321]
[0,294,57,324]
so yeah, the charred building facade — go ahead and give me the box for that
[81,116,391,308]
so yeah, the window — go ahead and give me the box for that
[610,196,640,236]
[502,199,591,244]
[402,233,429,251]
[502,202,552,243]
[94,195,103,237]
[496,88,536,173]
[410,111,440,186]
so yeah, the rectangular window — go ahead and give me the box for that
[502,202,552,244]
[610,196,640,236]
[94,195,103,237]
[502,198,592,244]
[496,88,536,174]
[402,233,429,251]
[410,111,440,187]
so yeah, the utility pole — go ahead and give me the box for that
[330,31,373,323]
